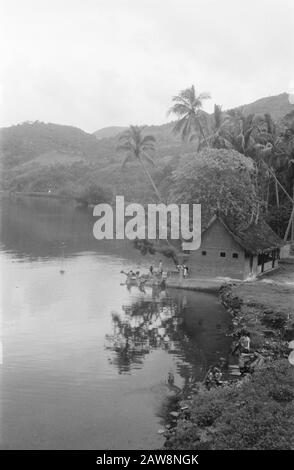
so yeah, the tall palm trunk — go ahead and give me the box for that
[265,177,270,214]
[283,181,294,242]
[198,119,209,147]
[274,177,280,208]
[138,156,178,253]
[291,181,294,247]
[138,156,162,202]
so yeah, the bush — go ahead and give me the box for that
[166,360,294,450]
[76,183,113,206]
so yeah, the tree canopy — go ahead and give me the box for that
[169,148,259,230]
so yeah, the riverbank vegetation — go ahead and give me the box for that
[165,359,294,450]
[164,261,294,450]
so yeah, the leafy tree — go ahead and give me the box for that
[169,148,260,230]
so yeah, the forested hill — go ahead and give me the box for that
[240,92,294,121]
[0,92,293,200]
[0,120,194,199]
[0,118,197,177]
[0,121,101,168]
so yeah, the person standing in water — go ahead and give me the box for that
[158,260,163,275]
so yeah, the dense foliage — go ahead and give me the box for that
[169,148,259,229]
[168,87,294,238]
[76,183,113,206]
[166,360,294,450]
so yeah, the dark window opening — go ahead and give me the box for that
[202,250,207,256]
[232,253,239,259]
[258,251,274,266]
[220,252,226,257]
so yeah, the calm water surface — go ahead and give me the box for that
[0,197,232,449]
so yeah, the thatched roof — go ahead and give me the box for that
[203,214,285,255]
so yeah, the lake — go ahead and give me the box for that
[0,196,232,449]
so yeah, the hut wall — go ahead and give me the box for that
[187,219,247,280]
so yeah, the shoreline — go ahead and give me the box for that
[162,262,294,450]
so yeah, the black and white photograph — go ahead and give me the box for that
[0,0,294,456]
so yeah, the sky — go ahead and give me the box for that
[0,0,294,133]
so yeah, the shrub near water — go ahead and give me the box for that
[166,360,294,450]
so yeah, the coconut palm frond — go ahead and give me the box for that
[172,115,189,135]
[180,117,194,140]
[167,103,190,117]
[141,134,156,145]
[142,152,155,166]
[198,91,211,102]
[142,145,156,154]
[176,85,195,103]
[121,154,132,168]
[189,133,199,143]
[116,142,134,153]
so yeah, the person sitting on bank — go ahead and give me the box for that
[204,366,222,389]
[239,332,251,353]
[232,330,251,355]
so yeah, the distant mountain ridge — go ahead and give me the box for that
[1,92,293,196]
[93,92,294,141]
[94,126,127,140]
[236,92,294,120]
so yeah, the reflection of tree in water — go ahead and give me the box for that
[105,290,207,381]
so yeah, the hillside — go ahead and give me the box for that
[237,92,294,120]
[94,126,127,139]
[1,92,293,199]
[0,120,192,199]
[0,121,102,168]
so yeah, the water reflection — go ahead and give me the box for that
[106,286,231,384]
[106,293,178,374]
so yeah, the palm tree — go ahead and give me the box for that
[116,125,161,201]
[198,104,232,150]
[226,109,259,157]
[253,113,282,208]
[168,85,211,145]
[278,116,294,241]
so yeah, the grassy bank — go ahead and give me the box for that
[163,263,294,450]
